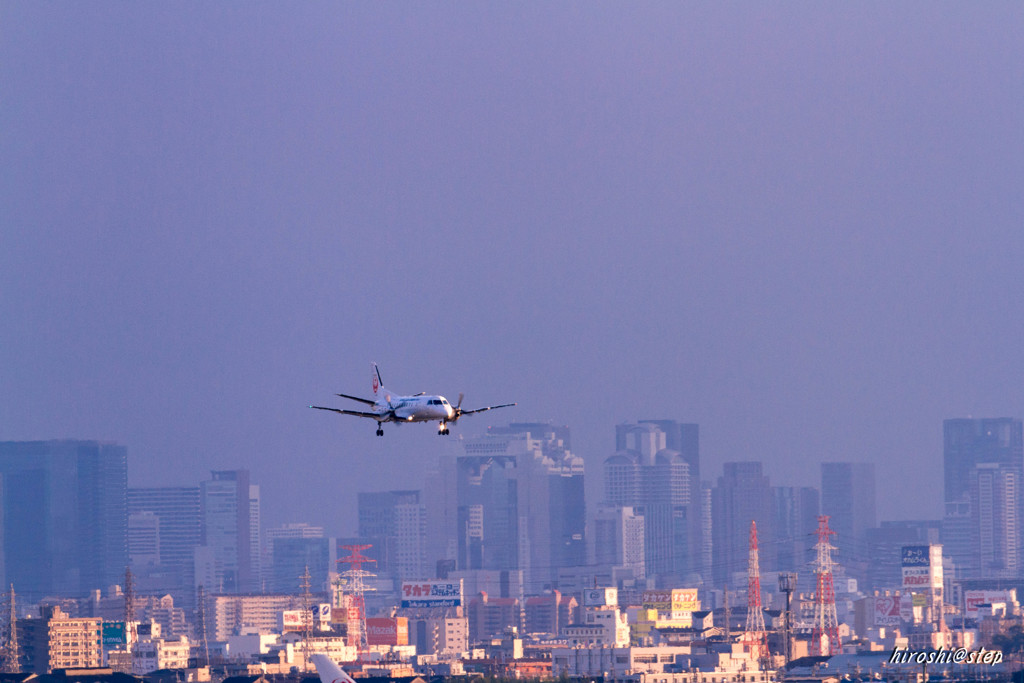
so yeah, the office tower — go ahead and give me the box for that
[128,512,161,567]
[774,486,820,573]
[270,536,334,593]
[701,483,713,583]
[711,462,774,588]
[0,440,127,599]
[944,418,1023,505]
[265,523,320,588]
[971,463,1021,578]
[424,456,459,576]
[127,486,201,603]
[442,423,585,591]
[248,484,261,590]
[821,462,876,585]
[199,470,259,593]
[486,422,586,576]
[358,491,428,580]
[606,422,699,584]
[590,503,645,581]
[942,500,972,576]
[616,420,700,482]
[942,418,1024,578]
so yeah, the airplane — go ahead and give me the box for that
[310,363,516,436]
[310,654,357,683]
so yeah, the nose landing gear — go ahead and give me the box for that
[376,426,384,436]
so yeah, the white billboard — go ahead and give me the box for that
[583,587,618,607]
[965,590,1017,617]
[400,579,463,608]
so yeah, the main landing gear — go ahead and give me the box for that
[376,426,384,436]
[438,422,450,436]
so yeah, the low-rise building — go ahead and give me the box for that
[467,592,521,643]
[135,636,192,673]
[407,616,468,657]
[562,605,630,647]
[206,594,322,641]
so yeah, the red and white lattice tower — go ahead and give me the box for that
[745,521,769,665]
[337,544,376,654]
[812,515,840,656]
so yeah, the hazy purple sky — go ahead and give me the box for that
[3,3,1022,532]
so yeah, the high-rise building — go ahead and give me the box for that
[431,423,585,592]
[942,418,1024,578]
[821,462,876,585]
[264,524,323,589]
[589,503,645,581]
[944,418,1023,505]
[773,486,820,573]
[270,536,334,593]
[248,484,261,589]
[358,490,428,580]
[970,462,1021,578]
[606,422,699,584]
[711,462,774,588]
[199,470,260,593]
[127,486,201,604]
[0,440,127,599]
[128,511,161,567]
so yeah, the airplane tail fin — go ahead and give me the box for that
[371,362,383,398]
[310,654,357,683]
[371,362,393,406]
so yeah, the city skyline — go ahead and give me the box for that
[3,412,1019,536]
[4,4,1024,530]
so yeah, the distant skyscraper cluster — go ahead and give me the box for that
[942,417,1024,578]
[7,413,1024,630]
[0,440,127,599]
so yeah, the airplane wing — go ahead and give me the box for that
[335,392,376,406]
[311,654,357,683]
[310,405,382,419]
[460,402,517,416]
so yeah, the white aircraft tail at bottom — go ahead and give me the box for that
[310,654,357,683]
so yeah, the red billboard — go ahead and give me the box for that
[365,617,409,646]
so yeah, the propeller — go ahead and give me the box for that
[450,393,466,423]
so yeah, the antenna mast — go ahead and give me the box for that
[812,515,840,655]
[745,521,770,668]
[338,544,376,655]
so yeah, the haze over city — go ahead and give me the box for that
[3,3,1023,532]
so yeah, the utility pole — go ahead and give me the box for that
[724,588,731,641]
[124,566,137,672]
[777,572,797,666]
[301,566,313,672]
[196,585,210,668]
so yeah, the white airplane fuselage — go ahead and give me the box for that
[378,394,454,423]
